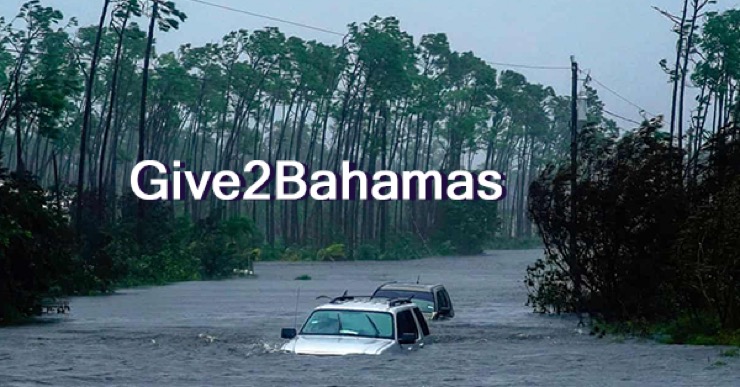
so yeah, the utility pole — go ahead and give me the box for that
[570,55,583,325]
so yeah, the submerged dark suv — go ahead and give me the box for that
[372,282,454,321]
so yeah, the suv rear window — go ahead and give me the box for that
[374,289,434,301]
[374,289,435,313]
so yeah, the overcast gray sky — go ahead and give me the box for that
[3,0,732,128]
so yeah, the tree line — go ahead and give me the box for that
[0,1,619,252]
[0,0,617,321]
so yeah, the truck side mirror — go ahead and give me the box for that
[281,328,297,339]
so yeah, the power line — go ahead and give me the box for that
[591,76,652,115]
[582,69,656,117]
[184,0,576,72]
[183,0,345,37]
[603,108,643,126]
[183,1,573,72]
[485,61,569,71]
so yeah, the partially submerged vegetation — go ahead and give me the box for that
[525,6,740,346]
[527,121,740,346]
[0,163,262,322]
[593,316,740,347]
[487,237,542,250]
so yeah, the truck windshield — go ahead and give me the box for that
[300,310,394,339]
[373,290,435,313]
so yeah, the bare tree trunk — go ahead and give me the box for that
[99,7,129,207]
[668,0,689,152]
[77,0,110,231]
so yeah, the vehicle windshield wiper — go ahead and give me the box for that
[365,314,381,337]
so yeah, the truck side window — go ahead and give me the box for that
[437,289,449,309]
[396,310,419,340]
[412,307,430,336]
[442,290,451,306]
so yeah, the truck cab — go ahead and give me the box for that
[280,296,430,356]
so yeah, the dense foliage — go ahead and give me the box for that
[0,157,73,322]
[526,120,683,319]
[526,6,740,342]
[0,181,262,322]
[1,0,621,322]
[527,122,740,337]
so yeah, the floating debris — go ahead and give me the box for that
[198,333,217,343]
[232,269,255,277]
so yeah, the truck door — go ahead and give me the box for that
[435,288,454,318]
[412,306,430,338]
[396,309,422,349]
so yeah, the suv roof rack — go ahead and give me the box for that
[372,281,397,294]
[329,295,375,304]
[387,297,414,307]
[321,293,416,308]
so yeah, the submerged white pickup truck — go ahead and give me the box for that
[280,295,430,356]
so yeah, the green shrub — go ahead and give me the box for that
[488,237,543,250]
[435,199,499,255]
[0,166,74,322]
[258,246,284,261]
[720,348,739,357]
[380,234,422,260]
[317,243,345,261]
[356,244,381,261]
[651,314,738,345]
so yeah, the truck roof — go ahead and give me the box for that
[314,296,417,313]
[376,283,441,292]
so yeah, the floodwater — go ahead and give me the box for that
[1,250,738,386]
